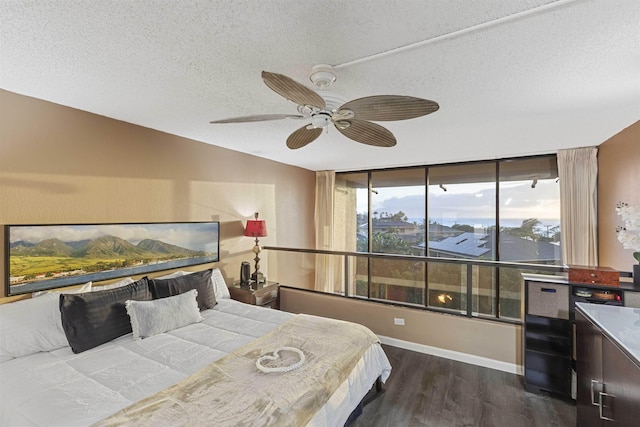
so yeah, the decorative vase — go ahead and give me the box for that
[634,264,640,287]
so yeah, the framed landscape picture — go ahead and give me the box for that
[5,221,220,296]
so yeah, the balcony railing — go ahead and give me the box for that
[264,246,571,324]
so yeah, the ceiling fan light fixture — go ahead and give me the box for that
[309,113,331,129]
[310,64,336,89]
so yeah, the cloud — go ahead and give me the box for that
[368,180,559,220]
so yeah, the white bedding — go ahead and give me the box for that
[0,299,391,427]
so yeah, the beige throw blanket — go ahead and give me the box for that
[94,314,380,427]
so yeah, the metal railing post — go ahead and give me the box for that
[466,263,473,317]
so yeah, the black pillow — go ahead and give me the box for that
[59,277,152,353]
[148,268,215,311]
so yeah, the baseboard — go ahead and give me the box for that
[378,335,523,376]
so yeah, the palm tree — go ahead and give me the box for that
[502,218,541,241]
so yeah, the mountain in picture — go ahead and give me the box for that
[11,235,207,259]
[71,236,151,258]
[137,238,206,256]
[65,239,91,250]
[9,238,75,257]
[9,240,36,249]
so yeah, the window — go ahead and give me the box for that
[498,156,560,319]
[427,162,496,315]
[334,155,561,320]
[334,172,369,298]
[369,169,426,304]
[335,169,426,304]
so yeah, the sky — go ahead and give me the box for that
[358,179,560,223]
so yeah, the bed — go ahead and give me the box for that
[0,269,391,427]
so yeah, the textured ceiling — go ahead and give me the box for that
[1,0,639,171]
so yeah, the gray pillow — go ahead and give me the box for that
[148,268,215,311]
[125,289,202,340]
[59,277,151,353]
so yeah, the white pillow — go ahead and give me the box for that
[91,277,134,291]
[32,281,92,297]
[0,293,68,362]
[210,268,230,299]
[125,289,202,340]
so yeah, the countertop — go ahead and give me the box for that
[522,272,639,290]
[576,302,640,365]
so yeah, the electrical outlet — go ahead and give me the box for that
[394,317,405,326]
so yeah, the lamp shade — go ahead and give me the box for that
[244,220,267,238]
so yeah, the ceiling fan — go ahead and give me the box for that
[210,64,439,149]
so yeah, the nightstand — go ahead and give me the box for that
[229,281,280,309]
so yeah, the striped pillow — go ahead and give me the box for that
[148,268,215,311]
[59,277,151,353]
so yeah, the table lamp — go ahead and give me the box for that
[244,212,268,283]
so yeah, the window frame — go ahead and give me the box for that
[335,153,560,320]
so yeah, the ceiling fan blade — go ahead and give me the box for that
[340,95,439,121]
[210,114,303,124]
[335,120,396,147]
[286,125,323,149]
[262,71,326,109]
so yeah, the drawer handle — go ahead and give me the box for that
[590,380,601,406]
[540,288,557,293]
[598,391,615,421]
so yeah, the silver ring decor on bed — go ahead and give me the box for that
[256,347,305,373]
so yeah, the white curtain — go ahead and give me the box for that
[314,170,340,292]
[557,147,598,266]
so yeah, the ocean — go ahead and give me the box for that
[407,217,560,230]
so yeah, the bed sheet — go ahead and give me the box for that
[0,299,390,427]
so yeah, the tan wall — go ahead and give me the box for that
[0,89,316,297]
[280,287,521,367]
[598,120,640,271]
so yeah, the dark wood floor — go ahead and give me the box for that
[352,345,576,427]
